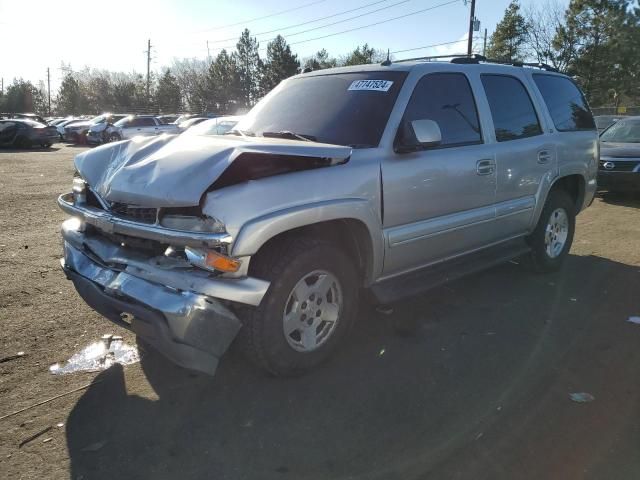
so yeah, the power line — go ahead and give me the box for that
[199,0,328,32]
[287,0,459,46]
[209,0,393,43]
[390,38,470,54]
[215,0,415,50]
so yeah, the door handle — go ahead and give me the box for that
[476,159,495,176]
[538,150,552,164]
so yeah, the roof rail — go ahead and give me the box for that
[389,53,470,64]
[449,54,559,72]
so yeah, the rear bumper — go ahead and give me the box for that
[597,171,640,192]
[60,220,269,375]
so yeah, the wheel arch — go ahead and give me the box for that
[231,200,382,286]
[533,173,586,227]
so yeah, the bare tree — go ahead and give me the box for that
[523,0,571,72]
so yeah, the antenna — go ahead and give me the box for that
[381,49,392,66]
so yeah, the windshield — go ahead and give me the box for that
[234,71,407,148]
[114,116,133,127]
[600,119,640,143]
[90,115,107,125]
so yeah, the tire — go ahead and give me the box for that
[526,189,575,273]
[237,237,359,376]
[108,132,121,142]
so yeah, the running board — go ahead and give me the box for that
[371,239,531,305]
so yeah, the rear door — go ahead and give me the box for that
[381,72,498,277]
[480,73,554,237]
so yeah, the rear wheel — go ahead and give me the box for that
[237,237,359,376]
[526,189,575,273]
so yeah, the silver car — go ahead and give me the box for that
[58,59,598,376]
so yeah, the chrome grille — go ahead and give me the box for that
[599,160,640,172]
[110,203,159,224]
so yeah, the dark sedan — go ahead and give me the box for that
[598,116,640,192]
[0,119,59,148]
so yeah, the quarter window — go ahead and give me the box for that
[400,72,482,148]
[533,75,596,131]
[481,75,542,142]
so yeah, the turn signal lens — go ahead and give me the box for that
[204,251,241,273]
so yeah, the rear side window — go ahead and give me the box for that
[401,72,482,148]
[533,75,596,131]
[481,75,542,142]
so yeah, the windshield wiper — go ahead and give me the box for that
[262,131,317,142]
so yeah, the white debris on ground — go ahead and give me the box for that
[49,334,139,374]
[627,316,640,325]
[569,392,595,403]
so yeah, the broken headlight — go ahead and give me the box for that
[72,177,87,203]
[160,214,226,233]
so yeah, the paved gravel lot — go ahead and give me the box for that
[1,144,639,480]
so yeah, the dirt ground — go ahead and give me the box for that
[0,144,639,480]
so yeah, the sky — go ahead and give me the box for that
[0,0,568,93]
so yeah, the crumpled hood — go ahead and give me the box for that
[601,142,640,158]
[75,134,352,207]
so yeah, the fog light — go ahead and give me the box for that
[63,217,85,232]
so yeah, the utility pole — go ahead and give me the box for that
[47,67,51,116]
[207,40,211,61]
[483,28,488,56]
[145,39,152,104]
[467,0,476,55]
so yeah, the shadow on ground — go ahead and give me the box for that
[66,255,640,480]
[598,191,640,209]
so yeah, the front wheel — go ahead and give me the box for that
[237,237,359,376]
[526,189,575,273]
[108,132,121,142]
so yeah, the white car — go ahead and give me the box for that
[181,115,243,136]
[98,115,180,142]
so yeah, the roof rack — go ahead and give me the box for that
[450,54,559,72]
[386,53,559,73]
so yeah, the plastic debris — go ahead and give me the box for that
[42,438,52,443]
[376,305,394,315]
[569,392,595,403]
[19,426,52,448]
[49,336,139,375]
[0,351,25,363]
[379,348,386,356]
[627,316,640,325]
[570,298,577,302]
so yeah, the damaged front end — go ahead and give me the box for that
[58,180,269,376]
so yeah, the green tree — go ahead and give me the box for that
[342,44,377,66]
[155,69,182,113]
[486,0,528,62]
[554,0,634,105]
[56,74,88,115]
[2,79,40,113]
[486,0,527,62]
[260,35,299,94]
[236,29,263,107]
[207,49,242,113]
[303,49,337,70]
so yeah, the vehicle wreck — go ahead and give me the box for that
[59,60,597,377]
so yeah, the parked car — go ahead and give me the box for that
[177,117,208,131]
[157,114,180,124]
[10,113,48,124]
[89,115,180,143]
[0,119,59,148]
[56,118,85,140]
[48,118,68,126]
[594,115,624,133]
[181,115,242,136]
[64,113,126,144]
[597,116,640,192]
[58,59,597,377]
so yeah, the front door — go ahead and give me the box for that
[381,72,498,278]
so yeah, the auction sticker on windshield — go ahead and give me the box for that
[348,80,394,92]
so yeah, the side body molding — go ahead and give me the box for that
[231,199,383,284]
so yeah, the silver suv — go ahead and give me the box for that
[58,58,598,376]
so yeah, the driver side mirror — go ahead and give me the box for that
[396,119,442,153]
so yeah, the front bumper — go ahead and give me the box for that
[59,217,269,375]
[597,171,640,192]
[86,131,103,145]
